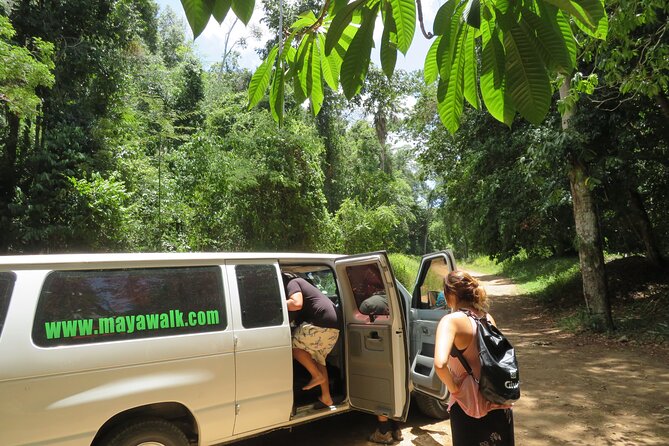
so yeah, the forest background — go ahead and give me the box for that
[1,0,668,338]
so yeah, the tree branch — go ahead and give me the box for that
[416,0,434,39]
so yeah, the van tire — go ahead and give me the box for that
[102,418,189,446]
[413,393,450,419]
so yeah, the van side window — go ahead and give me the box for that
[236,264,283,328]
[0,272,16,336]
[32,266,226,347]
[345,264,390,316]
[415,257,449,310]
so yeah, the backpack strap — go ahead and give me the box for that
[451,309,481,383]
[459,308,486,322]
[451,345,475,377]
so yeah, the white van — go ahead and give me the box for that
[0,250,455,446]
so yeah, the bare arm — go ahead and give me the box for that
[286,291,303,311]
[434,315,460,394]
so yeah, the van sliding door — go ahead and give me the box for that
[225,261,293,435]
[335,252,410,420]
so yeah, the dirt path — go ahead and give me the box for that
[479,272,669,445]
[235,272,669,445]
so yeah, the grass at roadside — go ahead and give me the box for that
[388,253,420,290]
[390,251,668,344]
[462,253,669,344]
[457,256,501,275]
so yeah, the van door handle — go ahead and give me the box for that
[422,327,429,334]
[365,333,384,351]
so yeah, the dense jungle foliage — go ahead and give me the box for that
[1,0,667,281]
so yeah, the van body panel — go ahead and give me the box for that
[1,356,236,445]
[0,252,344,271]
[0,261,236,446]
[409,251,456,400]
[334,252,410,420]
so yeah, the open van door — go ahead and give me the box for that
[409,250,456,402]
[335,252,410,420]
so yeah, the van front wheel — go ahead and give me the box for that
[413,393,450,419]
[103,418,189,446]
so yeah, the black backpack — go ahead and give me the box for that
[452,309,520,405]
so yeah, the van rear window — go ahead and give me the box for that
[32,266,226,347]
[0,272,16,336]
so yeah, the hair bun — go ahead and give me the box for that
[444,270,488,312]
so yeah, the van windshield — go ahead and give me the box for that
[0,272,15,336]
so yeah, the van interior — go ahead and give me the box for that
[279,264,346,419]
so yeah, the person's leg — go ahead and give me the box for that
[369,415,393,444]
[292,347,325,390]
[315,362,333,405]
[309,327,339,404]
[390,419,403,441]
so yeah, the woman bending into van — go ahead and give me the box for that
[284,274,340,409]
[434,271,515,446]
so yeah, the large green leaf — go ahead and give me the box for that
[539,0,601,33]
[389,0,415,54]
[463,26,479,109]
[437,79,448,128]
[340,4,378,98]
[270,60,285,125]
[522,5,573,73]
[504,22,551,124]
[573,0,606,25]
[433,0,456,36]
[318,34,338,89]
[481,19,511,124]
[212,0,231,23]
[438,25,467,134]
[556,10,577,66]
[283,45,297,71]
[436,0,465,80]
[325,25,356,87]
[496,0,511,14]
[424,36,441,85]
[293,73,307,103]
[329,0,351,15]
[572,0,608,39]
[231,0,255,25]
[180,0,212,38]
[297,36,314,101]
[308,38,324,115]
[325,0,367,55]
[380,3,398,78]
[463,0,481,29]
[247,45,278,108]
[291,10,318,30]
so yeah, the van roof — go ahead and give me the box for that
[0,252,344,270]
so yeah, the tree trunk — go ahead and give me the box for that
[627,189,664,268]
[568,159,613,330]
[316,89,342,213]
[0,111,20,253]
[374,105,388,173]
[561,79,614,331]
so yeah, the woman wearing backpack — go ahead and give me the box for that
[434,270,515,445]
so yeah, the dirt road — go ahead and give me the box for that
[236,272,669,445]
